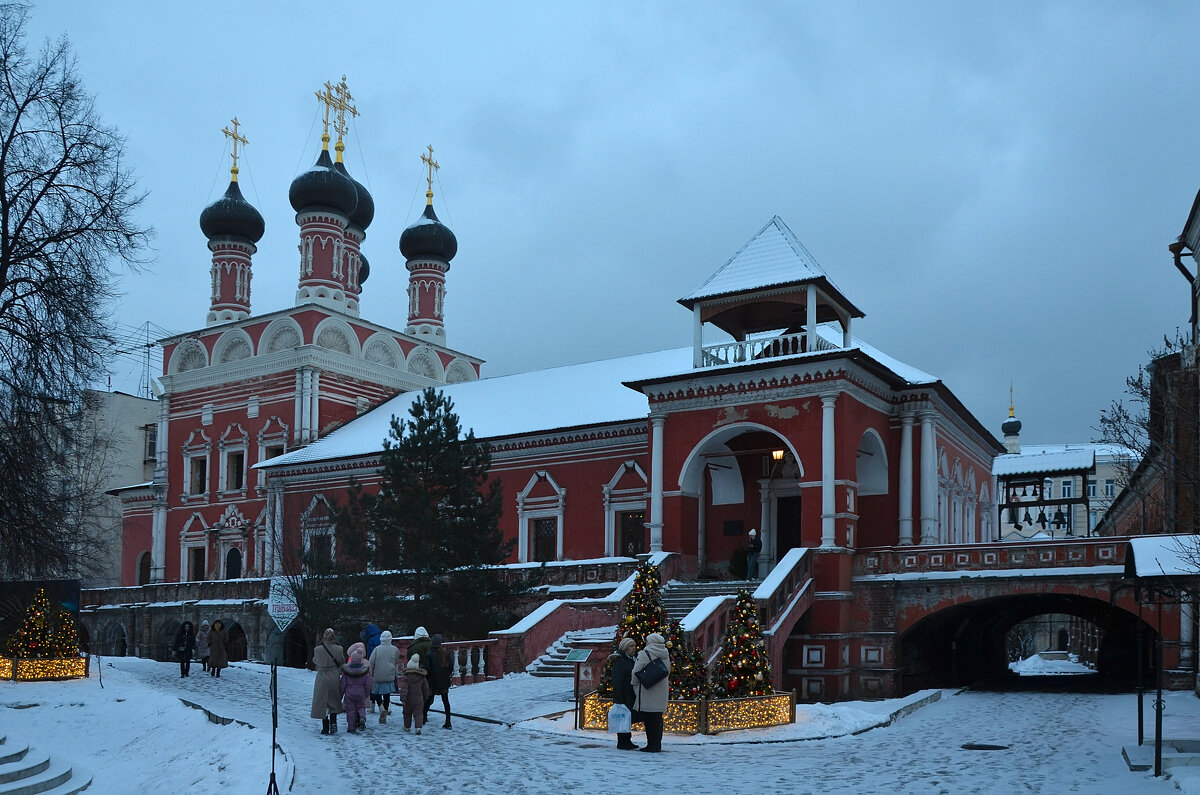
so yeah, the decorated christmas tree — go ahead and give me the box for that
[665,618,709,700]
[6,589,79,659]
[599,562,666,696]
[710,589,772,698]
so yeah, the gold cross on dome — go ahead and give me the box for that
[332,75,359,140]
[221,117,249,181]
[421,144,439,203]
[314,81,336,147]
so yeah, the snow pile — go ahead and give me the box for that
[1009,652,1094,676]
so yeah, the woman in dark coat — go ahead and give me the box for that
[423,634,453,729]
[208,619,229,677]
[609,636,639,749]
[174,621,196,678]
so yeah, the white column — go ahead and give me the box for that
[759,479,773,568]
[293,370,304,443]
[310,371,321,441]
[150,395,170,582]
[649,414,666,553]
[697,471,707,573]
[692,308,703,368]
[821,393,837,547]
[842,316,852,348]
[603,487,614,557]
[919,410,938,544]
[898,412,914,545]
[1182,598,1196,671]
[516,497,528,563]
[806,284,817,351]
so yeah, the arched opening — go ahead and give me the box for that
[855,429,890,545]
[226,622,248,662]
[899,594,1152,694]
[158,621,182,662]
[137,552,151,585]
[284,623,311,669]
[677,423,803,578]
[105,623,127,657]
[225,547,242,579]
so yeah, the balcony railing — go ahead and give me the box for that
[700,331,839,368]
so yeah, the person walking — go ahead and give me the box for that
[398,654,432,734]
[609,636,639,749]
[207,619,229,678]
[423,634,453,729]
[340,646,373,734]
[195,620,211,673]
[747,529,762,580]
[361,623,382,712]
[408,626,431,666]
[368,630,400,724]
[311,628,346,735]
[631,632,671,752]
[174,621,196,678]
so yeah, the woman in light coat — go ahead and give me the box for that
[631,632,671,752]
[368,630,400,723]
[195,620,211,673]
[311,628,346,735]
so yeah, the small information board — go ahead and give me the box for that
[564,649,592,663]
[267,577,299,633]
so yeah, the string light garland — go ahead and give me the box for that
[582,690,795,735]
[2,588,88,681]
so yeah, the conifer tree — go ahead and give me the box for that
[336,388,526,637]
[7,588,79,659]
[600,562,665,696]
[664,618,709,699]
[710,589,772,698]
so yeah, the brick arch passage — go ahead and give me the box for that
[897,593,1154,694]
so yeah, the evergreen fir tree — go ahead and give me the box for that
[710,589,772,698]
[665,618,709,699]
[7,588,79,659]
[336,388,526,638]
[599,562,665,696]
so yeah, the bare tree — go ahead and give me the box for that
[0,5,151,578]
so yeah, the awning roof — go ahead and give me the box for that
[1124,534,1200,578]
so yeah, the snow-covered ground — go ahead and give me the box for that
[3,657,1200,793]
[1010,651,1095,676]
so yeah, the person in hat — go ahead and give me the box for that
[195,620,211,673]
[747,528,762,580]
[340,645,374,734]
[609,636,640,750]
[368,630,400,723]
[398,653,432,734]
[311,628,346,735]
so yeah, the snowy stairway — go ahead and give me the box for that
[0,735,92,795]
[660,580,759,622]
[526,627,616,678]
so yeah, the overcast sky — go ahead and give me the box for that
[24,1,1200,446]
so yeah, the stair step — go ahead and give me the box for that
[0,750,48,787]
[0,745,27,768]
[0,757,73,795]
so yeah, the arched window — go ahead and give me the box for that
[225,547,242,579]
[137,551,151,585]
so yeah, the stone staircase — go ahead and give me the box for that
[660,580,759,622]
[526,626,617,678]
[0,735,91,795]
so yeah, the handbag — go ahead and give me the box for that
[634,656,668,688]
[607,703,632,734]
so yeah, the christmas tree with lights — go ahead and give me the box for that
[599,562,666,696]
[665,618,709,700]
[710,589,772,698]
[6,589,79,659]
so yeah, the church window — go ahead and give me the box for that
[308,533,332,568]
[225,451,245,492]
[188,456,208,496]
[618,511,645,557]
[137,551,151,585]
[144,424,157,461]
[264,444,284,460]
[1105,479,1115,498]
[188,547,206,581]
[532,518,557,563]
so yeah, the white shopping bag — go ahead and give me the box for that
[608,703,632,733]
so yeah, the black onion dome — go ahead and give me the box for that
[1002,415,1022,435]
[200,180,265,243]
[358,251,370,285]
[333,161,374,231]
[288,148,358,217]
[400,202,458,262]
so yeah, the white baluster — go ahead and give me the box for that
[479,645,487,680]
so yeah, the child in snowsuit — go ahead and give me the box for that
[398,653,432,734]
[340,646,374,734]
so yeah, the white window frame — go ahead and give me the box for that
[602,460,648,557]
[516,470,565,563]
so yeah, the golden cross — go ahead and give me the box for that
[332,75,359,140]
[421,144,439,203]
[221,117,249,181]
[314,81,336,147]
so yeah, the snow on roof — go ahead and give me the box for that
[261,347,692,468]
[679,216,849,302]
[1125,534,1200,578]
[992,447,1096,477]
